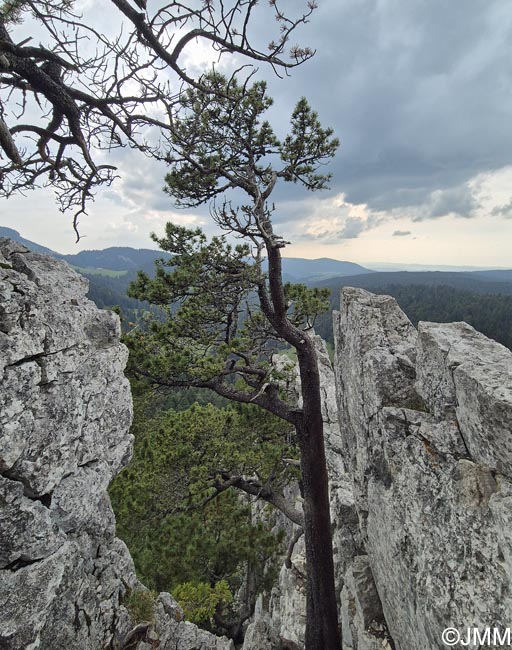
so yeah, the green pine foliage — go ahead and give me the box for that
[163,73,338,206]
[125,222,330,395]
[109,394,293,626]
[173,580,233,626]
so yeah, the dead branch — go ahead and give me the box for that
[0,0,315,238]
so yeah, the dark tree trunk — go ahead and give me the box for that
[263,242,341,650]
[295,344,341,650]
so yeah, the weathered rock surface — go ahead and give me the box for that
[0,239,232,650]
[248,288,512,650]
[243,336,382,650]
[150,593,235,650]
[416,321,512,477]
[334,287,512,650]
[5,241,512,650]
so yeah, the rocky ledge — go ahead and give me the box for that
[334,287,512,649]
[0,239,232,650]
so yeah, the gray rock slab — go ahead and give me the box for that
[334,287,512,650]
[0,240,230,650]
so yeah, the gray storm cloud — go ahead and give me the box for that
[263,0,512,219]
[63,0,512,230]
[3,0,512,253]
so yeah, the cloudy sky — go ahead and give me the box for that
[2,0,512,267]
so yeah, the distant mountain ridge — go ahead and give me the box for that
[316,270,512,295]
[2,226,511,299]
[61,247,172,275]
[3,227,512,347]
[0,227,60,257]
[273,257,370,283]
[0,227,371,282]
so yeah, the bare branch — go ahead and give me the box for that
[0,0,316,234]
[212,472,305,527]
[284,527,304,569]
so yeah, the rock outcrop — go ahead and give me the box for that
[334,287,512,650]
[3,240,512,650]
[246,287,512,650]
[243,338,374,650]
[0,239,232,650]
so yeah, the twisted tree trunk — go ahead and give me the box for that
[265,244,341,650]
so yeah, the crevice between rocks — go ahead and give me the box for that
[1,470,54,506]
[6,341,81,370]
[4,555,45,572]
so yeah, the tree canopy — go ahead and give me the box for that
[127,73,337,421]
[126,72,341,649]
[110,397,294,638]
[0,0,316,237]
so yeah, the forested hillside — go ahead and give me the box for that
[316,283,512,351]
[315,270,512,295]
[109,380,298,640]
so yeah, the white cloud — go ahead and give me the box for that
[3,0,512,266]
[290,194,382,243]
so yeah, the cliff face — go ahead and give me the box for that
[334,287,512,649]
[245,287,512,650]
[0,239,233,650]
[3,241,512,650]
[242,336,387,650]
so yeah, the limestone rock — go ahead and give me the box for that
[0,474,65,568]
[238,619,278,650]
[0,239,229,650]
[0,239,136,649]
[416,320,512,477]
[334,287,512,650]
[341,555,392,650]
[152,592,234,649]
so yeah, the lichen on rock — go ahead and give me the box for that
[0,239,232,650]
[334,287,512,650]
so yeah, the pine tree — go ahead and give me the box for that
[127,72,341,649]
